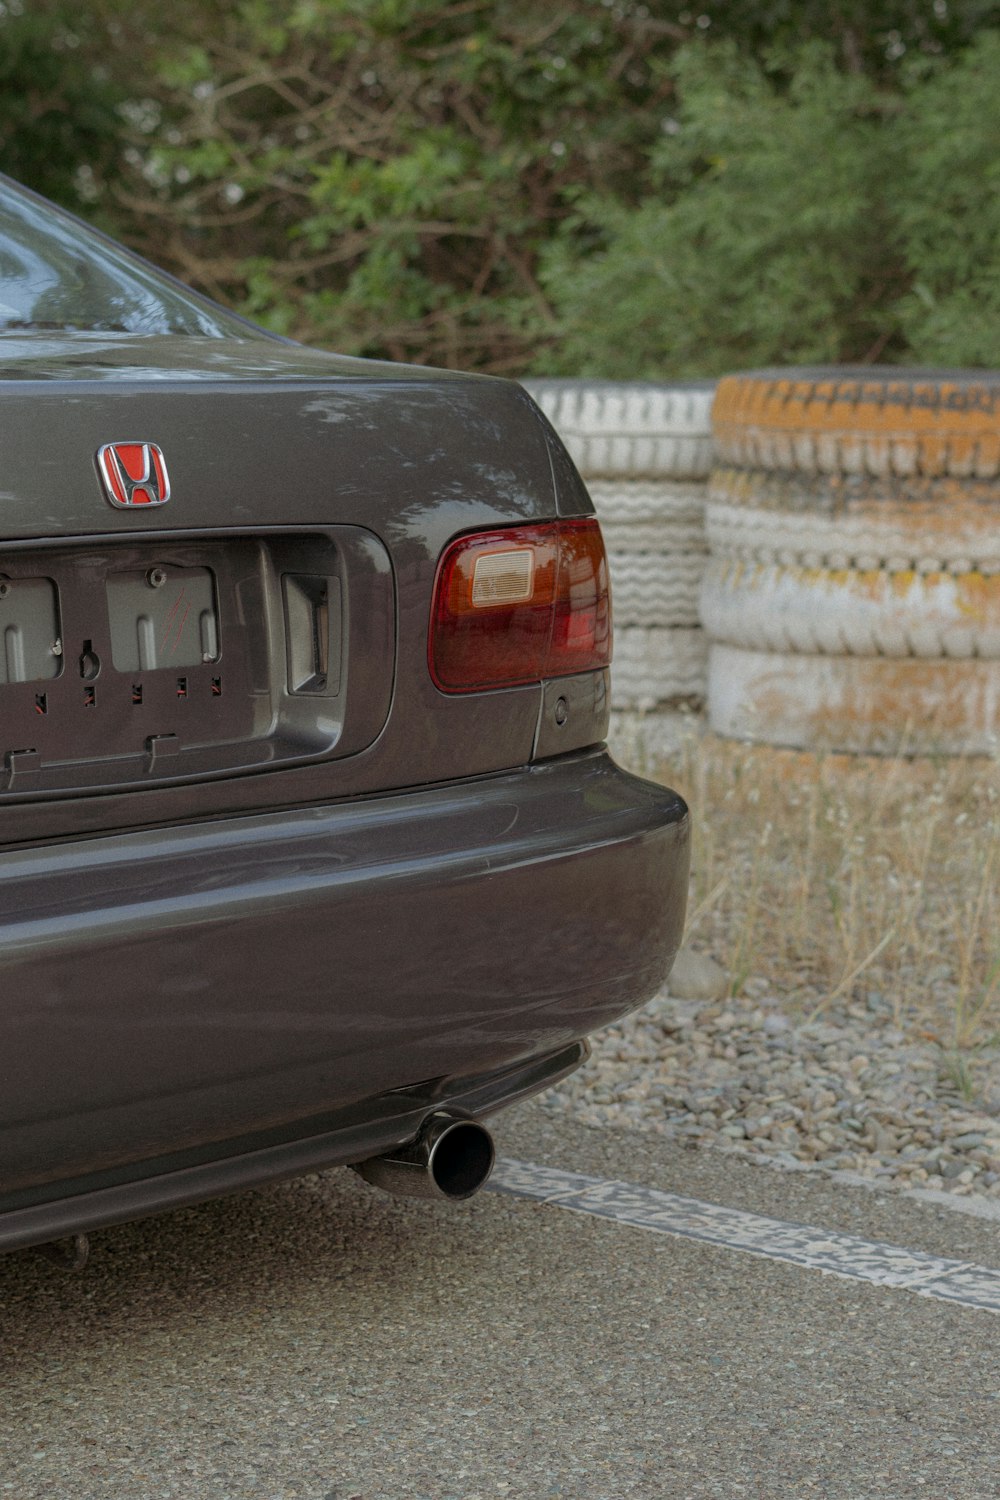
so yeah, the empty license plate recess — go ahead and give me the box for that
[0,577,61,684]
[107,566,219,673]
[0,529,393,797]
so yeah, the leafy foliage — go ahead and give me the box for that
[893,32,1000,364]
[104,0,679,371]
[2,1,1000,373]
[538,43,906,377]
[542,30,1000,375]
[0,2,126,213]
[689,0,1000,77]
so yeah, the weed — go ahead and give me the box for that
[618,720,1000,1048]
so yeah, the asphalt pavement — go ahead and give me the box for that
[2,1101,999,1500]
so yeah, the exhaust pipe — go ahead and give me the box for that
[353,1112,495,1202]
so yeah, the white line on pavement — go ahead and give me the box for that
[487,1158,1000,1314]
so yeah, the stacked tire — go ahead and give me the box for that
[702,367,1000,754]
[524,380,716,709]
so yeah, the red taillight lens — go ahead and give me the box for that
[429,518,611,693]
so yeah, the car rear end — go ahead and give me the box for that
[0,181,689,1251]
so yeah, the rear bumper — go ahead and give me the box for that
[0,749,689,1248]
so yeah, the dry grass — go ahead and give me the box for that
[638,723,1000,1052]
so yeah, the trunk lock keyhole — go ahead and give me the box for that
[79,642,101,681]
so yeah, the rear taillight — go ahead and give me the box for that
[429,518,611,693]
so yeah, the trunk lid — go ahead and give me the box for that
[0,335,574,842]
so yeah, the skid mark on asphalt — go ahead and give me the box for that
[488,1159,1000,1314]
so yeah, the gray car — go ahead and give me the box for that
[0,174,689,1256]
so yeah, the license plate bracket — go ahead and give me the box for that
[0,528,392,798]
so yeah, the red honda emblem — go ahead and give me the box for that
[96,442,171,508]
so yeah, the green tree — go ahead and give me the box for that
[0,2,126,212]
[894,31,1000,364]
[690,0,1000,78]
[540,28,1000,377]
[5,1,1000,374]
[538,42,906,377]
[105,0,682,371]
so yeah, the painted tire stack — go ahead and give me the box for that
[524,379,716,709]
[702,367,1000,754]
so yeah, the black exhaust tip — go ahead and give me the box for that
[353,1113,496,1202]
[426,1118,495,1200]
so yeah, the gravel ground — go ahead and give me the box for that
[542,973,1000,1202]
[579,710,1000,1203]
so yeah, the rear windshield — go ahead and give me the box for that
[0,177,260,338]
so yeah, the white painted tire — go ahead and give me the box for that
[587,479,710,630]
[705,500,1000,576]
[523,384,715,705]
[706,472,1000,574]
[700,558,1000,659]
[586,479,707,524]
[708,644,1000,756]
[590,481,709,563]
[612,554,705,628]
[611,627,708,709]
[523,380,715,479]
[601,518,708,556]
[705,369,1000,751]
[713,368,1000,478]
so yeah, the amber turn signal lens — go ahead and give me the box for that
[429,518,611,693]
